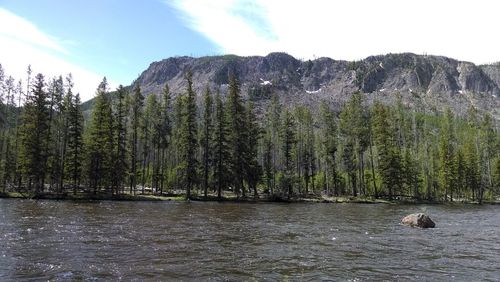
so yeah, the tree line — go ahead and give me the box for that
[0,64,499,202]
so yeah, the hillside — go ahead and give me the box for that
[89,53,500,119]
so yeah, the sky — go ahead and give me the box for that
[1,0,499,102]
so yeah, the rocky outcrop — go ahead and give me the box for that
[129,53,500,120]
[401,213,436,228]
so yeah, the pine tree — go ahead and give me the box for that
[439,109,456,201]
[201,86,213,198]
[244,100,261,198]
[18,73,50,192]
[46,76,65,192]
[463,138,480,201]
[264,93,281,195]
[84,78,114,193]
[213,90,230,199]
[372,102,402,199]
[158,84,172,193]
[480,113,496,190]
[493,156,500,191]
[226,75,246,197]
[262,133,273,195]
[320,102,339,196]
[128,85,144,194]
[179,72,198,199]
[145,93,162,192]
[339,92,369,196]
[65,93,84,194]
[113,85,128,194]
[281,109,296,199]
[140,94,157,193]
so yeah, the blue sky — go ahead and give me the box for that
[1,0,499,101]
[0,0,219,100]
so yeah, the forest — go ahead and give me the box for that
[0,64,499,203]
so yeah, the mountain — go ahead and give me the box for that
[131,52,500,119]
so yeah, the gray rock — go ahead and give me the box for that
[401,213,436,228]
[89,52,500,121]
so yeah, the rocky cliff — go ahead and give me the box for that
[133,52,500,119]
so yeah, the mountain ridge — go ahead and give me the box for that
[128,52,500,119]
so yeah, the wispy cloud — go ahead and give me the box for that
[168,0,500,64]
[0,8,68,54]
[0,8,117,101]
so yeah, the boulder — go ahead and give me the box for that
[401,213,435,228]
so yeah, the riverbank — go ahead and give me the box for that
[0,191,184,202]
[1,191,498,204]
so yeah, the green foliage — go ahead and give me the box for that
[84,78,115,192]
[18,73,50,192]
[178,71,198,199]
[213,90,231,199]
[201,86,213,197]
[280,109,296,198]
[226,75,246,197]
[1,65,499,203]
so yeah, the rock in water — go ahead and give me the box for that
[401,213,435,228]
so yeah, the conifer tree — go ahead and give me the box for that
[113,85,128,193]
[140,94,157,192]
[226,75,246,197]
[463,138,480,201]
[158,84,172,193]
[281,109,296,198]
[179,72,198,199]
[18,73,50,192]
[65,93,84,194]
[84,78,114,193]
[129,85,144,194]
[244,100,261,198]
[320,102,339,196]
[144,93,162,192]
[213,90,230,199]
[439,109,456,201]
[201,86,213,198]
[373,102,402,199]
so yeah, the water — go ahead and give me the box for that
[1,199,499,281]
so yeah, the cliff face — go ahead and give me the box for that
[133,53,500,119]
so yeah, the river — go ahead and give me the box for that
[0,199,499,280]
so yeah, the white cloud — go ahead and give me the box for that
[169,0,500,64]
[0,8,117,102]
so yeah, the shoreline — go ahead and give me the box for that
[1,191,498,205]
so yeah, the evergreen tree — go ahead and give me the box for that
[372,102,402,199]
[140,94,157,192]
[179,72,198,199]
[18,73,50,192]
[213,90,230,199]
[281,109,296,198]
[226,75,246,197]
[65,93,84,194]
[244,100,261,198]
[320,102,339,196]
[113,85,128,193]
[201,86,213,198]
[439,109,456,201]
[493,156,500,191]
[145,93,162,192]
[264,94,281,195]
[84,78,114,193]
[339,92,370,196]
[46,76,65,192]
[128,85,144,194]
[463,138,480,201]
[158,84,172,193]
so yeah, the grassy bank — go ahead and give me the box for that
[1,191,498,204]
